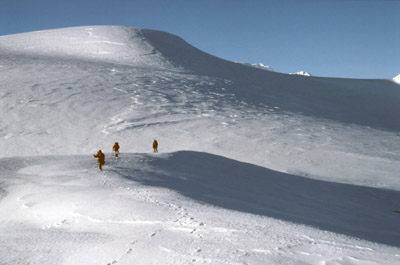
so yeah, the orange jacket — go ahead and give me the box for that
[94,151,105,165]
[113,143,120,152]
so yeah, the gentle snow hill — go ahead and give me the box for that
[0,26,399,187]
[1,25,400,265]
[121,151,400,247]
[141,29,400,132]
[0,153,399,265]
[1,26,400,132]
[0,26,171,68]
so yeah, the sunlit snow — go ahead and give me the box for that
[393,74,400,84]
[1,26,399,265]
[289,71,312,76]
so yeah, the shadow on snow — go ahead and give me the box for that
[115,151,400,247]
[142,29,400,132]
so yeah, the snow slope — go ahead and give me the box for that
[1,153,399,265]
[140,29,400,132]
[1,26,400,264]
[0,26,171,68]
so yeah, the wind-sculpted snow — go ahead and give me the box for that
[0,26,400,264]
[0,27,399,188]
[1,26,399,131]
[142,28,400,131]
[116,151,400,247]
[0,26,171,68]
[0,154,399,265]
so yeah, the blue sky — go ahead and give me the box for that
[1,0,399,79]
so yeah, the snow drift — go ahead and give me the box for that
[0,26,170,68]
[1,26,399,133]
[118,151,400,247]
[141,29,400,132]
[1,153,399,265]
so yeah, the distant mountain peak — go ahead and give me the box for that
[238,62,275,72]
[393,74,400,84]
[289,71,312,76]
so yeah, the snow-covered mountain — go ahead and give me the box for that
[238,62,275,72]
[241,63,312,76]
[393,73,400,84]
[1,26,400,265]
[290,71,312,76]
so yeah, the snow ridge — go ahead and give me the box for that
[0,26,172,68]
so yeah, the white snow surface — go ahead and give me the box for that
[1,26,400,265]
[238,62,275,72]
[290,71,312,76]
[393,74,400,84]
